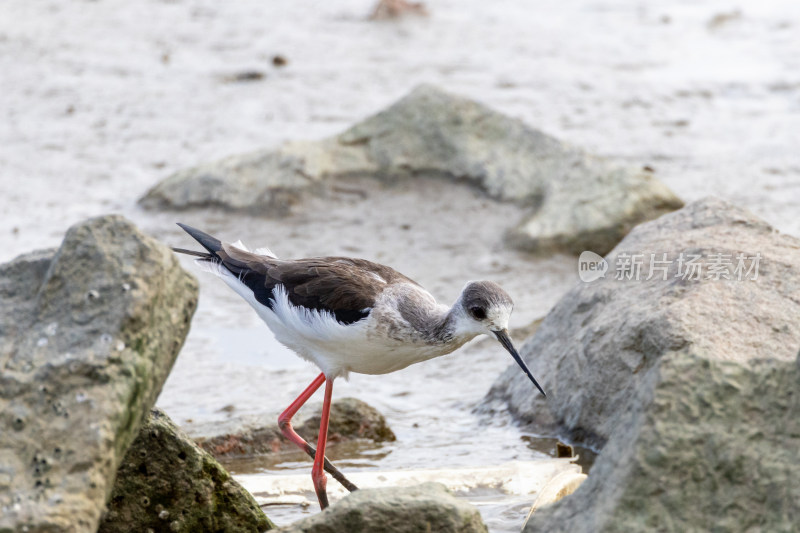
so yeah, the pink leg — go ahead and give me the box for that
[312,377,335,509]
[278,373,357,496]
[278,373,325,450]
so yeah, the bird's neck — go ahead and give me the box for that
[394,289,479,352]
[429,305,480,351]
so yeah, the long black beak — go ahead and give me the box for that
[494,329,546,398]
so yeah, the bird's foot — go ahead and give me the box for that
[312,469,329,510]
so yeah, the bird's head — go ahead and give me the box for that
[456,281,546,398]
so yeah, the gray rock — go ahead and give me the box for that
[0,215,198,533]
[482,197,800,531]
[524,352,800,532]
[98,408,275,533]
[505,164,683,256]
[485,196,800,445]
[277,482,487,533]
[196,397,396,459]
[140,85,682,255]
[140,148,322,214]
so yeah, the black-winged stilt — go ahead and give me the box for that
[174,223,545,509]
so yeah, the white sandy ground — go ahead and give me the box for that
[1,1,799,531]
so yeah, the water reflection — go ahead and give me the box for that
[221,440,394,475]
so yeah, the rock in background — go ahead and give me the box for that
[99,408,275,533]
[276,482,487,533]
[0,216,198,533]
[196,397,395,459]
[140,85,682,255]
[483,197,800,531]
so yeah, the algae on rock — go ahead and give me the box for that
[99,408,275,533]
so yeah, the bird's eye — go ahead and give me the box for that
[470,306,487,320]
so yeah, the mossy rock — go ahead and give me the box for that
[99,408,274,533]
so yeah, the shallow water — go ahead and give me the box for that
[2,0,798,530]
[230,457,591,531]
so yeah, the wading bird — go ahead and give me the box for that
[174,224,545,509]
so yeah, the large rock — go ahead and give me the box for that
[140,85,682,255]
[482,197,800,531]
[196,397,395,459]
[485,197,800,445]
[525,351,800,532]
[277,482,487,533]
[0,216,198,533]
[99,408,274,533]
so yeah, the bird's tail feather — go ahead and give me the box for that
[176,223,223,255]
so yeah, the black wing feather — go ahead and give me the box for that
[174,224,403,325]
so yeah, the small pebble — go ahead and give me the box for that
[228,70,264,82]
[159,510,170,520]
